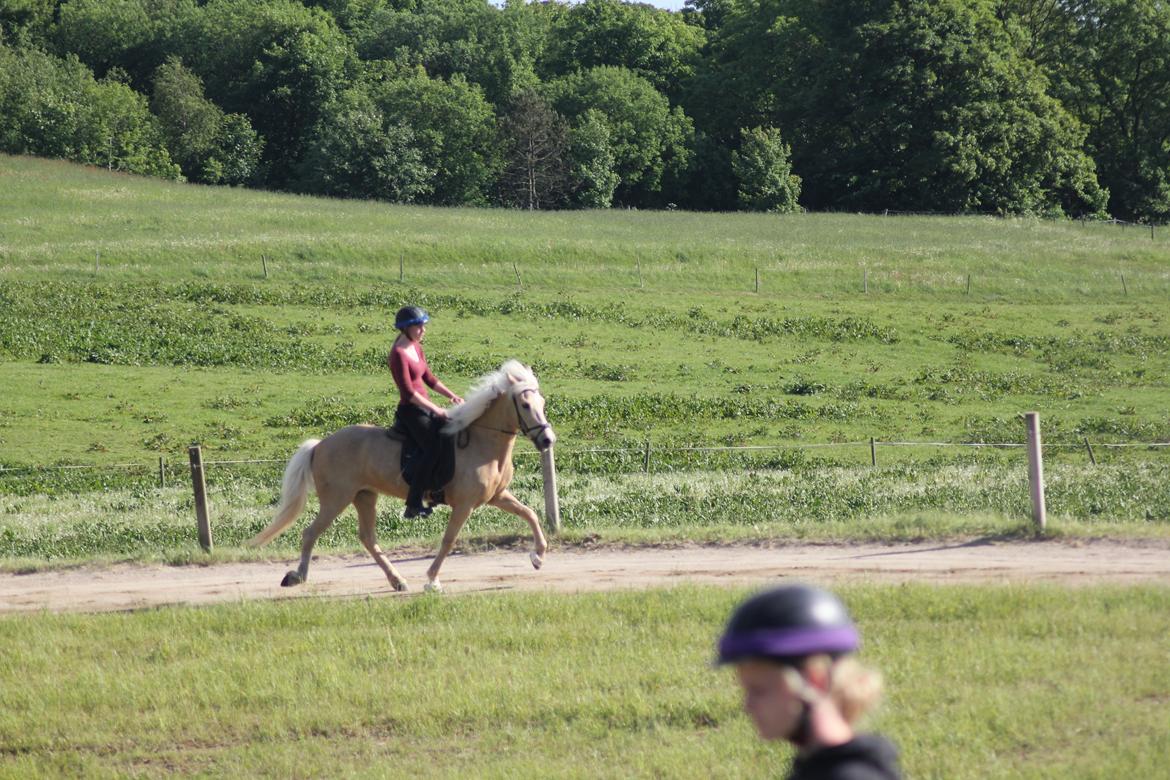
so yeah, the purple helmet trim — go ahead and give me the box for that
[718,625,859,663]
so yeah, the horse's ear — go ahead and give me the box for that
[507,373,521,384]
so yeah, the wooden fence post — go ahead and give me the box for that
[189,445,213,552]
[1121,273,1128,295]
[1083,436,1097,466]
[261,255,268,279]
[399,253,404,282]
[754,267,760,293]
[966,274,971,295]
[870,437,877,467]
[158,456,165,489]
[1024,413,1047,532]
[643,440,652,473]
[513,261,523,290]
[540,446,561,534]
[863,268,868,294]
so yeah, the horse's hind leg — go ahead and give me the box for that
[282,490,349,587]
[488,489,547,570]
[354,489,409,592]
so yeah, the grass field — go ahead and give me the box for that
[1,584,1167,778]
[3,157,1170,780]
[3,152,1170,562]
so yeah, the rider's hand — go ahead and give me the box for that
[451,395,464,405]
[433,408,450,420]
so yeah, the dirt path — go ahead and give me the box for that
[2,539,1168,614]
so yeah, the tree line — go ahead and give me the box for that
[1,0,1166,220]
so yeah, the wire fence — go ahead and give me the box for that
[3,437,1168,488]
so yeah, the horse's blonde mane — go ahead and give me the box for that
[444,359,539,433]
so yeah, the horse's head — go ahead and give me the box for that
[508,373,555,451]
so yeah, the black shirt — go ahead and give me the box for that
[787,734,902,780]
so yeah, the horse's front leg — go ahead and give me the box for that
[488,489,547,570]
[424,504,473,592]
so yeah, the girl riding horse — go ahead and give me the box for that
[387,305,463,518]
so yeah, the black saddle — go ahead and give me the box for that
[386,421,456,506]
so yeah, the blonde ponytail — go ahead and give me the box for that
[828,657,883,725]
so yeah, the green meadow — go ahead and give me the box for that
[2,153,1170,562]
[1,584,1167,778]
[2,158,1169,780]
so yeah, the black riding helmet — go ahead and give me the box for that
[717,583,859,666]
[395,305,429,330]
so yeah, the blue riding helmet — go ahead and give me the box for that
[717,583,859,666]
[395,305,430,330]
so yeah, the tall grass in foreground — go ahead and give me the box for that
[1,462,1168,566]
[0,584,1166,778]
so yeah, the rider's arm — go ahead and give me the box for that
[418,349,462,404]
[407,390,448,418]
[430,380,462,404]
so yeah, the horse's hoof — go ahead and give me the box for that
[393,581,410,593]
[529,552,544,570]
[280,571,304,587]
[424,579,443,593]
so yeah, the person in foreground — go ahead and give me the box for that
[387,305,463,518]
[717,583,902,780]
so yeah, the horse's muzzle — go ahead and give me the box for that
[530,426,556,452]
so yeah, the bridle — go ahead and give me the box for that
[513,388,552,444]
[470,386,552,445]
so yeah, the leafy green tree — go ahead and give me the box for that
[150,57,261,185]
[295,87,431,202]
[203,113,264,186]
[1003,0,1170,220]
[51,0,155,81]
[675,129,737,211]
[0,43,179,178]
[495,90,570,209]
[539,0,706,102]
[732,126,800,212]
[174,0,356,187]
[545,65,693,207]
[0,0,55,45]
[87,77,182,177]
[368,65,499,205]
[302,0,387,36]
[696,0,1106,215]
[567,109,620,209]
[354,0,542,106]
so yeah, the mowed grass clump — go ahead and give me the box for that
[0,584,1166,778]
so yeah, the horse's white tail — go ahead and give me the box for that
[249,439,320,547]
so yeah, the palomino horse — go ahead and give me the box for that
[249,360,555,592]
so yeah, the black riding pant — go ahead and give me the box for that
[395,403,441,508]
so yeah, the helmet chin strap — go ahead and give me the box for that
[781,665,828,748]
